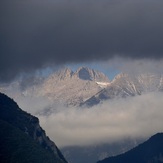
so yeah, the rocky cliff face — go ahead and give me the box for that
[0,67,110,107]
[37,67,110,106]
[81,73,163,107]
[1,67,163,108]
[0,92,67,163]
[74,67,110,82]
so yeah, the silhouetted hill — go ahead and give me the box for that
[0,93,67,163]
[97,133,163,163]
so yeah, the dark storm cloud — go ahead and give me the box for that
[1,0,163,81]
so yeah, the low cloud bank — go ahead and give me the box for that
[38,92,163,147]
[103,58,163,77]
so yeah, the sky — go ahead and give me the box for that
[1,0,163,82]
[1,0,163,149]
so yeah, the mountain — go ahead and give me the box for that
[81,73,163,107]
[0,67,163,107]
[97,133,163,163]
[0,92,67,163]
[74,67,110,82]
[61,138,143,163]
[0,67,110,108]
[38,67,110,106]
[1,67,163,108]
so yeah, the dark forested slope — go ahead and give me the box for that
[97,133,163,163]
[0,93,67,163]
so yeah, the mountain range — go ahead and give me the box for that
[0,92,67,163]
[1,67,163,109]
[81,73,163,107]
[38,67,110,106]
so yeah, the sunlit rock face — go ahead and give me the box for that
[1,67,163,108]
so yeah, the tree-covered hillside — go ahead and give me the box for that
[0,93,67,163]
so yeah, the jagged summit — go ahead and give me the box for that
[75,67,93,80]
[53,68,74,80]
[113,73,128,81]
[49,67,110,83]
[1,67,163,108]
[74,67,110,82]
[81,72,163,107]
[35,66,110,107]
[48,67,110,82]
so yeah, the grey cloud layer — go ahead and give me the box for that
[2,83,163,147]
[39,92,163,147]
[1,0,163,81]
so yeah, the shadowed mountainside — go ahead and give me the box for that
[0,92,67,163]
[97,133,163,163]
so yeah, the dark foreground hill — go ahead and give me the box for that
[0,92,67,163]
[97,133,163,163]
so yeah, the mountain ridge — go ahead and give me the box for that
[0,92,67,163]
[29,67,110,107]
[1,67,163,108]
[97,133,163,163]
[81,72,163,107]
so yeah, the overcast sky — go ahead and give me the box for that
[1,0,163,149]
[1,0,163,82]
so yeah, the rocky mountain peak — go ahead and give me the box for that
[75,67,93,80]
[55,68,74,80]
[113,73,128,80]
[47,67,110,83]
[74,67,110,82]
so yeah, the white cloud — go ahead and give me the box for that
[38,92,163,147]
[104,58,163,76]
